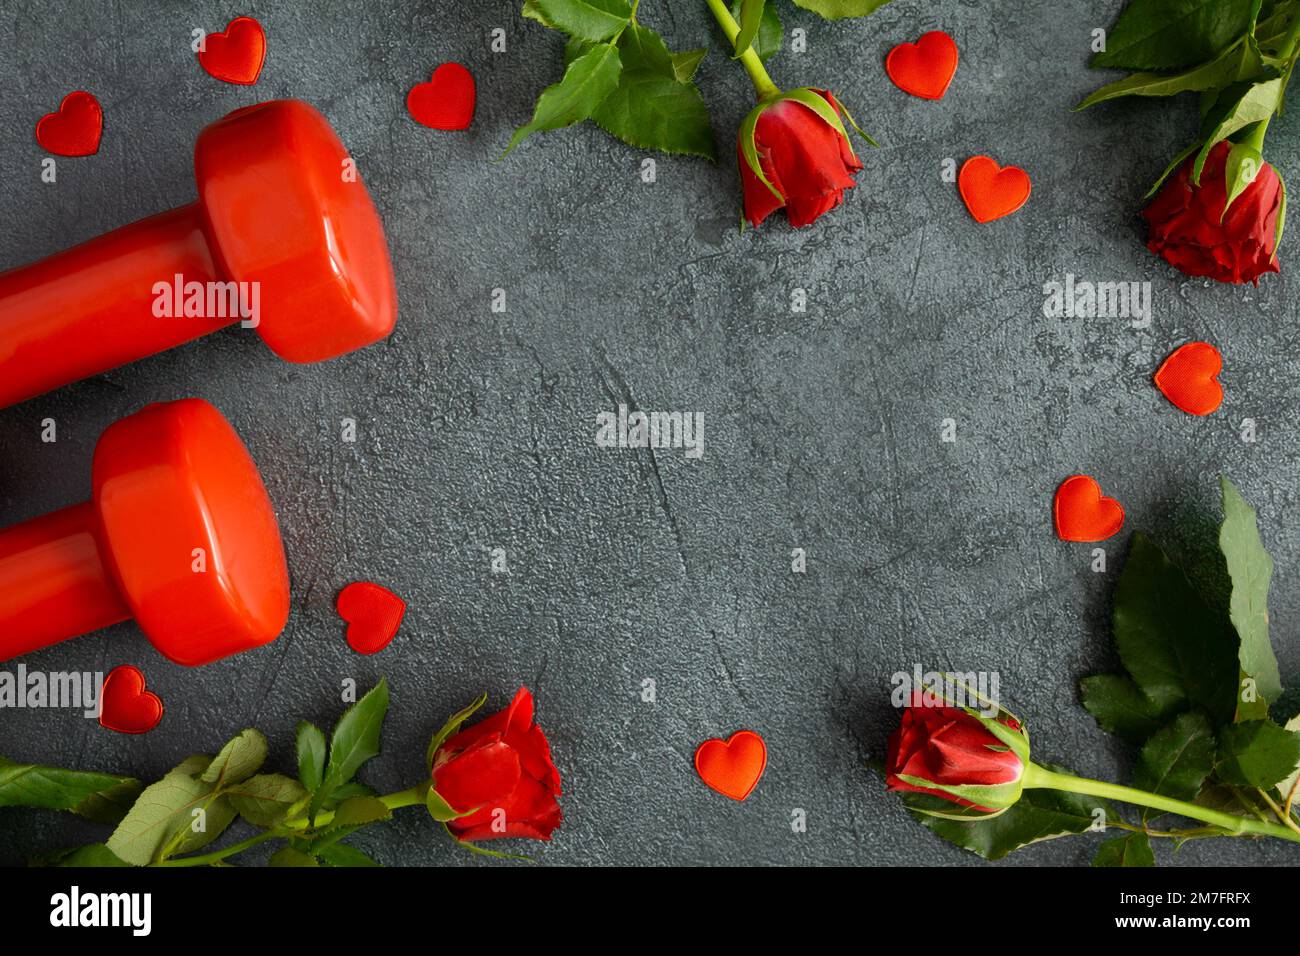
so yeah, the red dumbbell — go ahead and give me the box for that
[0,99,397,409]
[0,398,290,665]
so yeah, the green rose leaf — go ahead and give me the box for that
[1092,831,1156,867]
[106,769,213,866]
[332,795,392,827]
[790,0,891,20]
[317,842,380,867]
[0,756,141,825]
[531,0,631,42]
[1276,714,1300,802]
[506,42,623,155]
[201,729,267,787]
[310,679,390,821]
[670,47,708,82]
[228,773,308,828]
[1112,533,1240,726]
[1192,78,1284,183]
[1077,35,1267,109]
[1216,719,1300,788]
[906,771,1112,861]
[732,0,782,61]
[269,846,319,867]
[48,844,131,868]
[168,795,238,856]
[1080,673,1176,743]
[1218,477,1283,708]
[296,721,326,793]
[1093,0,1258,72]
[1133,711,1217,804]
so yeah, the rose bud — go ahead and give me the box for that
[1142,139,1284,284]
[739,88,865,229]
[429,686,562,842]
[885,696,1028,813]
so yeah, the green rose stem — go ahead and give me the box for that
[703,0,780,100]
[1024,764,1300,844]
[156,785,432,867]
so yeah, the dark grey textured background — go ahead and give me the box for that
[1,0,1298,867]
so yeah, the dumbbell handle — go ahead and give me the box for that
[0,501,130,662]
[0,203,230,408]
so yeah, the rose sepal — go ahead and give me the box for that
[894,773,1024,812]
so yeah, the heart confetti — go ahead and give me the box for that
[407,63,477,131]
[1155,341,1223,416]
[99,665,163,735]
[197,16,266,85]
[336,581,406,655]
[35,91,103,157]
[1054,475,1124,542]
[695,730,767,801]
[958,155,1032,223]
[885,30,959,100]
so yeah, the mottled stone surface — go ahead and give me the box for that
[0,0,1297,866]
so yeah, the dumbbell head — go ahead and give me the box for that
[194,99,398,363]
[91,399,290,665]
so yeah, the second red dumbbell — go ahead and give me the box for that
[0,99,397,408]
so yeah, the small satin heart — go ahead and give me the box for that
[695,730,767,801]
[407,63,476,130]
[337,581,406,655]
[1155,341,1223,416]
[35,91,102,157]
[885,30,958,100]
[959,155,1031,223]
[198,16,266,85]
[1054,475,1124,542]
[99,665,163,735]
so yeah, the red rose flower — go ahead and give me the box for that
[430,686,562,841]
[1143,140,1283,284]
[885,701,1026,812]
[739,89,863,228]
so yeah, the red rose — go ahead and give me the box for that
[1143,140,1283,284]
[739,89,863,228]
[885,701,1025,811]
[430,686,562,841]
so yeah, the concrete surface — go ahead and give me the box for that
[0,0,1298,866]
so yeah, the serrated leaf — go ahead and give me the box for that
[669,47,707,81]
[106,770,212,866]
[321,781,377,809]
[522,0,555,28]
[1081,673,1176,742]
[532,0,631,42]
[1276,713,1300,802]
[1219,477,1283,708]
[0,756,141,825]
[1093,0,1257,71]
[296,721,325,794]
[790,0,890,19]
[1077,35,1267,109]
[1112,534,1240,726]
[332,795,391,826]
[733,0,766,58]
[906,773,1111,860]
[310,680,390,821]
[1217,719,1300,787]
[732,0,782,61]
[168,795,237,856]
[269,846,318,867]
[317,842,380,867]
[1134,711,1217,804]
[1092,831,1156,866]
[505,43,623,155]
[228,773,308,828]
[201,729,267,787]
[1192,78,1283,182]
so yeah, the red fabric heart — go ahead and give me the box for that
[407,63,476,131]
[99,665,163,735]
[197,16,266,85]
[885,30,958,100]
[959,155,1031,223]
[336,581,406,655]
[1155,341,1223,416]
[35,91,102,157]
[1054,475,1124,542]
[695,730,767,801]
